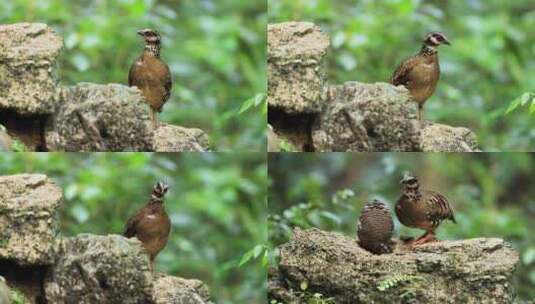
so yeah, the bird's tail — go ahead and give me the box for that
[151,181,169,202]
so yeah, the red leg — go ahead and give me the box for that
[412,230,437,246]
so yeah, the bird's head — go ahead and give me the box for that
[137,28,161,45]
[423,32,451,47]
[400,172,419,189]
[151,181,169,202]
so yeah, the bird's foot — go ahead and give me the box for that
[411,232,437,246]
[418,119,425,129]
[400,235,415,244]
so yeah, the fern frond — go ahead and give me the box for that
[377,274,423,291]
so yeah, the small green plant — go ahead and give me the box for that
[238,93,267,115]
[11,288,26,304]
[11,139,27,152]
[377,274,423,291]
[278,138,297,152]
[239,244,268,267]
[307,293,336,304]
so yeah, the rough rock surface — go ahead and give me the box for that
[421,123,479,152]
[267,124,280,152]
[44,234,154,304]
[0,23,62,115]
[0,127,11,151]
[0,276,9,304]
[153,274,211,304]
[268,22,330,114]
[269,228,519,304]
[44,83,153,151]
[312,82,421,151]
[153,123,209,152]
[0,174,61,266]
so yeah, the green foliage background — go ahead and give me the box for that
[0,153,267,303]
[0,0,267,151]
[269,0,535,151]
[268,153,535,301]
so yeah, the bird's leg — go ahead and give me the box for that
[149,108,158,129]
[417,104,423,124]
[149,255,155,273]
[412,230,437,246]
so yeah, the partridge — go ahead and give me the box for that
[124,181,171,272]
[357,200,394,254]
[395,173,456,246]
[129,29,172,128]
[391,32,450,123]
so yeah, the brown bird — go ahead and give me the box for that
[391,32,450,123]
[357,199,394,254]
[395,172,456,246]
[123,181,171,272]
[129,29,172,128]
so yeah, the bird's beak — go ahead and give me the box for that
[136,30,144,36]
[443,39,451,45]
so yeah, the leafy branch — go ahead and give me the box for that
[505,92,535,115]
[238,93,267,115]
[239,244,269,267]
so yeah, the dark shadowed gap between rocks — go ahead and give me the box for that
[0,261,47,304]
[268,107,316,151]
[0,109,48,151]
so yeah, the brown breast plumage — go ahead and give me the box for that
[123,203,171,258]
[128,54,172,112]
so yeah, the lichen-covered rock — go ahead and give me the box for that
[268,22,330,114]
[0,276,10,304]
[0,23,62,115]
[44,234,154,304]
[312,82,421,151]
[267,124,280,152]
[44,83,153,151]
[0,174,61,266]
[421,123,479,152]
[0,127,12,151]
[153,275,211,304]
[153,124,209,152]
[269,228,519,304]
